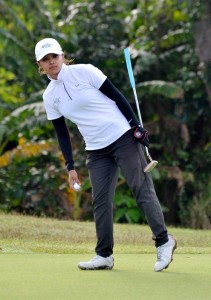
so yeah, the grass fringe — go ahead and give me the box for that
[0,212,211,254]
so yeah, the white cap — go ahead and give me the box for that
[35,38,63,61]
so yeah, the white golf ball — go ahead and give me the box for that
[73,182,81,191]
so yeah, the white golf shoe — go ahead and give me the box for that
[154,234,177,272]
[78,255,114,270]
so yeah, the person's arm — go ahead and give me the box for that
[51,116,74,170]
[99,78,149,147]
[99,78,139,127]
[51,116,80,188]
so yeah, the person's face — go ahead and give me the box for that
[38,53,64,79]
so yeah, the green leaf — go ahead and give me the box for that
[137,80,184,99]
[161,28,190,49]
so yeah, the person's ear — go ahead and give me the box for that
[36,61,44,74]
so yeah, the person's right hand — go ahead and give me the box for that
[68,170,81,191]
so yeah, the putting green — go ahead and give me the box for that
[0,254,210,300]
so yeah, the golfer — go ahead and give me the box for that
[35,38,177,272]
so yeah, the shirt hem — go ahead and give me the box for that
[85,128,131,151]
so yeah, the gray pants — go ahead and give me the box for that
[86,129,167,257]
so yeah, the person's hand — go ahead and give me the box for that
[133,125,149,148]
[68,170,81,191]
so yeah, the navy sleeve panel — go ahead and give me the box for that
[99,78,139,128]
[51,116,74,170]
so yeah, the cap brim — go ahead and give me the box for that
[36,50,63,61]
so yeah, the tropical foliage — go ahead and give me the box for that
[0,0,210,228]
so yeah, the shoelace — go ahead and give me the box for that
[157,246,163,260]
[91,256,100,262]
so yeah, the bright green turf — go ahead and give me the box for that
[0,253,211,300]
[0,213,211,299]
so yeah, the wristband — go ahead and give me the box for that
[65,161,74,172]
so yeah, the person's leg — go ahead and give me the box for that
[113,130,168,246]
[112,130,177,272]
[86,149,119,257]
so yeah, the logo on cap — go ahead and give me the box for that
[41,43,53,49]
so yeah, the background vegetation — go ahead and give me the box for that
[0,0,210,229]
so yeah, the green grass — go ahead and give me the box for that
[0,212,211,300]
[1,253,211,300]
[0,212,210,254]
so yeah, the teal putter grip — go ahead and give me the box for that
[124,48,136,89]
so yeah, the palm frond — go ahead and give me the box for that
[0,0,34,39]
[3,102,45,123]
[137,80,184,99]
[0,28,30,54]
[161,28,190,49]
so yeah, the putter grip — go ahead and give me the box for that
[124,48,136,89]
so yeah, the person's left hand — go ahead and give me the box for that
[133,125,149,148]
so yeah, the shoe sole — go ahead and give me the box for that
[78,265,114,270]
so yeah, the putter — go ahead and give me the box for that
[124,47,158,173]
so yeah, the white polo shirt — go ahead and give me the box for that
[43,63,130,150]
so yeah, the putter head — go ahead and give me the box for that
[144,160,158,173]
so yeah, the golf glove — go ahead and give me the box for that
[133,125,149,148]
